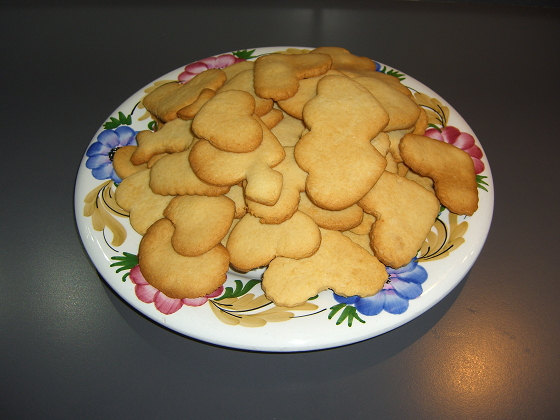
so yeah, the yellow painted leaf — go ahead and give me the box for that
[102,183,128,217]
[428,250,450,262]
[238,315,267,328]
[210,302,240,326]
[291,302,319,312]
[213,297,238,306]
[83,199,97,217]
[414,92,449,127]
[422,229,439,256]
[230,294,271,311]
[413,91,433,107]
[91,208,105,231]
[98,202,127,247]
[84,181,110,204]
[432,219,447,255]
[257,311,293,322]
[449,222,468,242]
[449,212,458,229]
[447,237,466,251]
[424,109,444,127]
[419,241,430,258]
[230,293,256,309]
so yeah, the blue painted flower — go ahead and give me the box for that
[333,258,428,315]
[86,126,136,183]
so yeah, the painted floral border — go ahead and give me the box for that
[81,48,489,329]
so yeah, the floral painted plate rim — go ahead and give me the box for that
[74,46,494,352]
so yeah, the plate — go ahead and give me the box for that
[74,46,493,352]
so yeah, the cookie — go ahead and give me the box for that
[112,145,148,180]
[399,133,478,215]
[294,75,388,210]
[164,194,236,257]
[138,218,229,299]
[224,184,247,219]
[176,88,216,120]
[270,110,306,147]
[114,169,174,235]
[354,76,421,132]
[412,107,429,135]
[147,152,168,168]
[221,218,239,247]
[149,142,230,197]
[341,231,374,256]
[371,132,399,174]
[371,132,391,156]
[298,192,364,231]
[221,59,255,80]
[276,69,344,120]
[131,118,195,165]
[358,171,440,268]
[191,89,263,153]
[310,46,412,96]
[260,107,284,130]
[142,69,227,123]
[405,169,435,193]
[217,69,274,117]
[246,146,307,224]
[226,211,321,272]
[310,47,376,73]
[253,53,333,101]
[189,116,285,206]
[397,162,410,177]
[349,212,376,235]
[261,228,387,307]
[387,129,414,163]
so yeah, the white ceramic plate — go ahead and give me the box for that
[74,46,493,352]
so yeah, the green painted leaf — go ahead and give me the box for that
[147,120,158,131]
[103,117,121,130]
[214,279,261,301]
[386,69,406,81]
[349,307,365,326]
[217,286,235,300]
[233,49,257,60]
[332,305,366,327]
[427,123,442,132]
[377,65,405,81]
[336,306,351,325]
[110,252,138,282]
[477,175,489,192]
[103,110,134,130]
[238,279,261,296]
[232,280,244,296]
[328,303,346,320]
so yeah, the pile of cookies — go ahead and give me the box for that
[112,47,478,308]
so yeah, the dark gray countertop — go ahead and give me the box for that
[1,1,559,419]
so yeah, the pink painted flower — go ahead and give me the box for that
[424,126,485,174]
[178,54,245,83]
[129,265,224,315]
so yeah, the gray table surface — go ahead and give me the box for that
[2,1,559,419]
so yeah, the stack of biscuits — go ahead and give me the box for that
[112,47,478,307]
